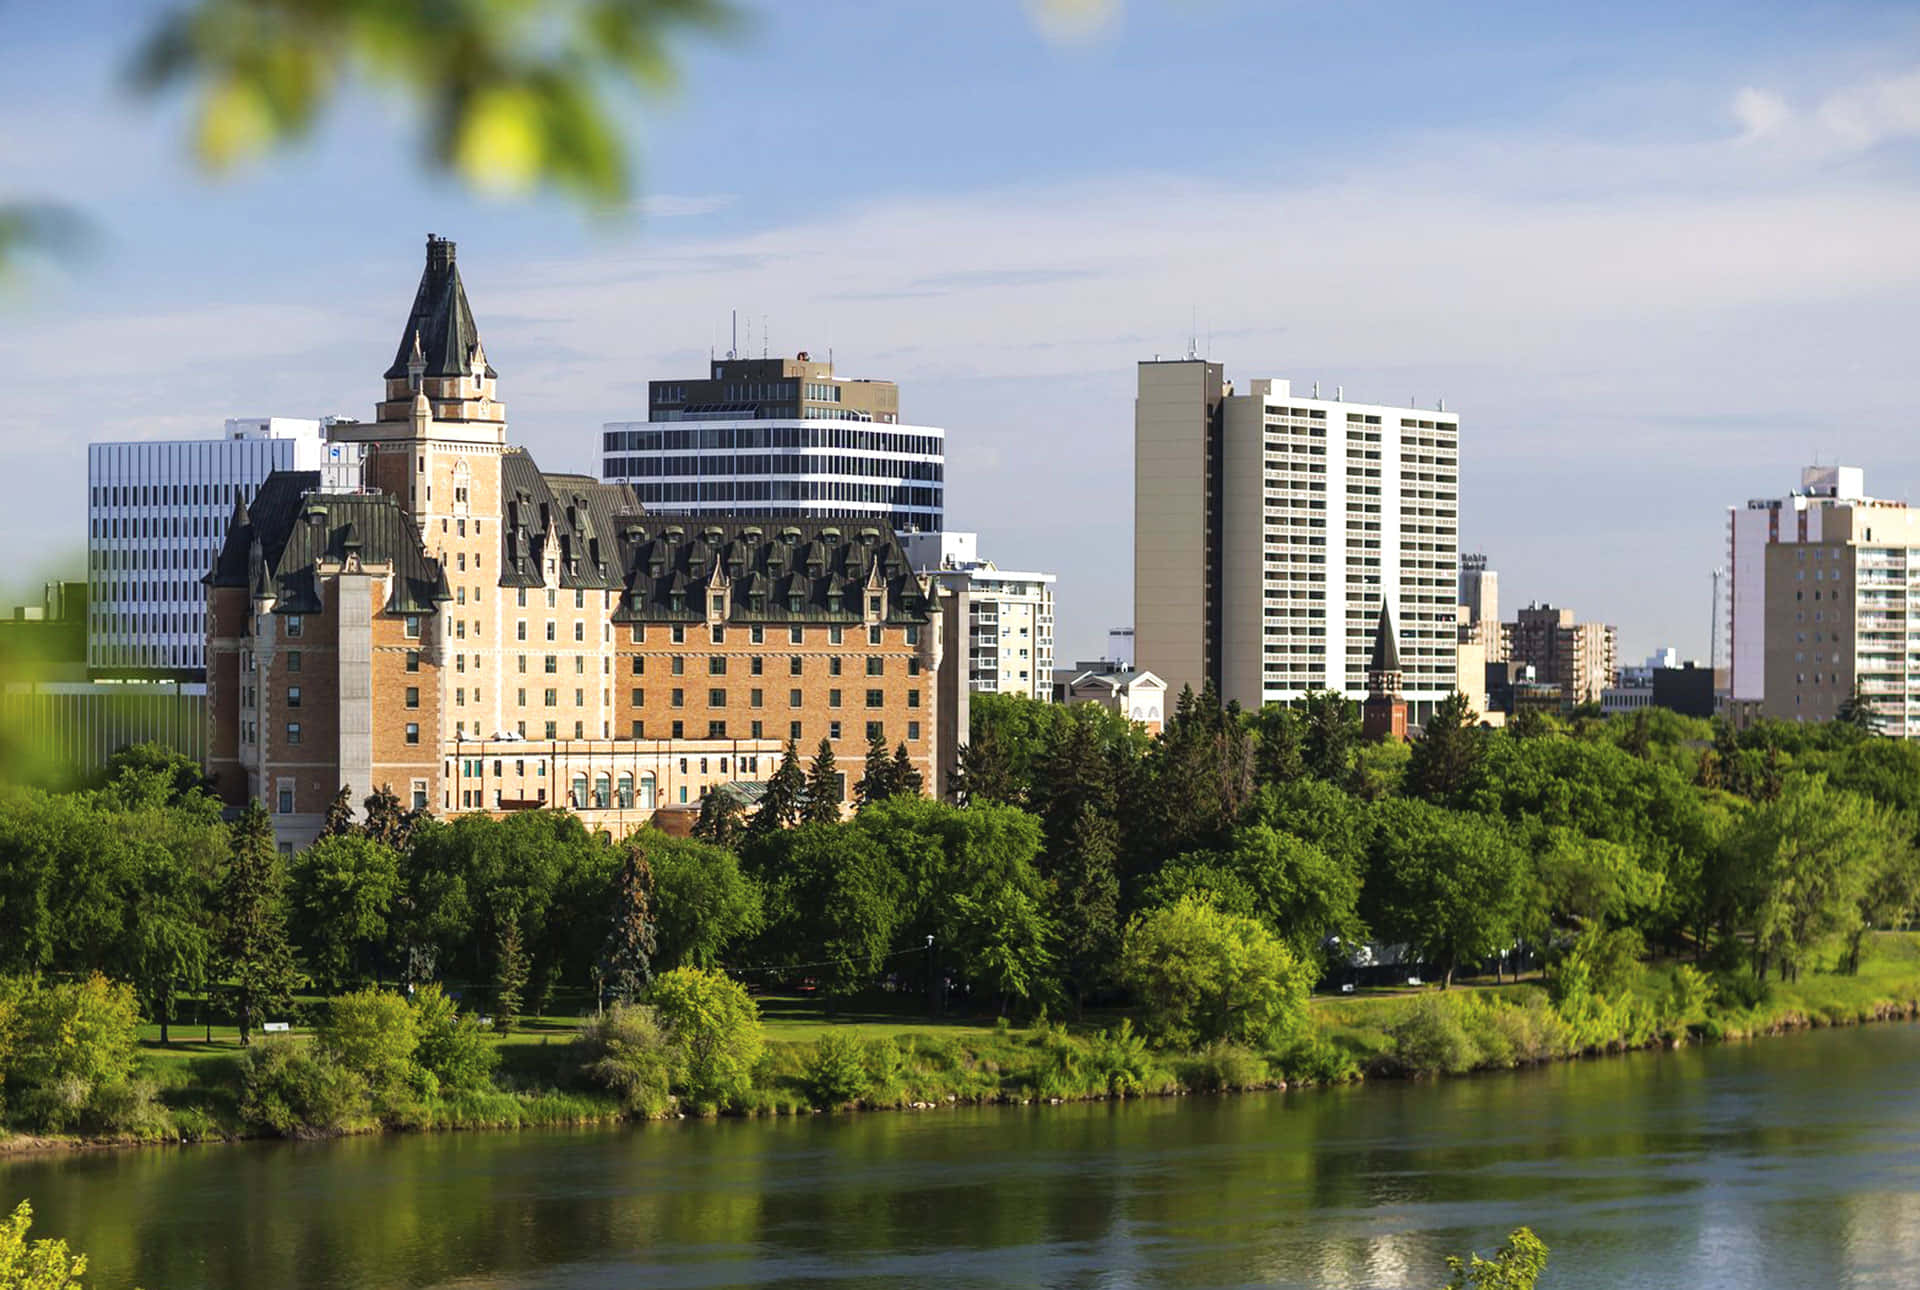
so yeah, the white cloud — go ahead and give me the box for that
[1727,63,1920,156]
[1731,87,1791,140]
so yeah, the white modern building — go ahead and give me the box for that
[903,531,1056,701]
[88,418,363,676]
[1727,466,1876,705]
[601,353,945,532]
[1134,360,1459,723]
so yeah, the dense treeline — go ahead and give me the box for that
[3,690,1920,1135]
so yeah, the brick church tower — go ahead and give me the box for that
[1362,604,1409,741]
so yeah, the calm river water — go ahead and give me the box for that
[6,1022,1920,1290]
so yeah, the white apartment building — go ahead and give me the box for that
[1728,465,1875,704]
[903,531,1056,701]
[88,418,363,676]
[1135,360,1459,722]
[600,354,945,532]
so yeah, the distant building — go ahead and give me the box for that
[902,532,1056,701]
[600,354,945,532]
[1652,663,1717,719]
[1107,628,1135,670]
[1458,552,1503,662]
[1728,465,1881,705]
[88,417,362,678]
[1133,359,1458,724]
[1503,604,1617,712]
[1063,668,1166,734]
[1761,500,1920,734]
[1361,606,1408,741]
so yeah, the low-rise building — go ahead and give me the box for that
[1063,668,1166,733]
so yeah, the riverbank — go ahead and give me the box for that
[7,934,1920,1156]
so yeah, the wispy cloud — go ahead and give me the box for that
[1730,63,1920,155]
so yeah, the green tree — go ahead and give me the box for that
[645,835,761,971]
[690,787,745,847]
[125,838,214,1045]
[5,974,143,1131]
[217,803,301,1044]
[803,738,842,824]
[315,989,420,1106]
[1251,703,1306,786]
[647,967,763,1109]
[1835,680,1886,736]
[0,1198,119,1290]
[749,741,806,836]
[1438,1227,1550,1290]
[950,720,1019,806]
[410,983,497,1091]
[597,840,658,1005]
[752,824,905,1002]
[361,783,415,850]
[288,834,400,993]
[1728,775,1887,981]
[890,742,925,797]
[1405,692,1482,803]
[491,913,529,1034]
[320,785,356,838]
[1158,823,1365,970]
[1302,690,1359,785]
[98,741,213,807]
[951,881,1053,1016]
[1852,830,1920,974]
[1050,804,1122,1014]
[854,726,896,809]
[1364,799,1528,988]
[1116,896,1312,1047]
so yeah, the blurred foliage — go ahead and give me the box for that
[128,0,739,200]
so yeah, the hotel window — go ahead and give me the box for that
[908,721,921,742]
[672,625,686,644]
[287,651,301,673]
[866,657,884,676]
[866,689,884,708]
[790,657,803,676]
[405,616,421,638]
[672,720,684,738]
[546,621,556,641]
[907,690,920,709]
[829,689,842,709]
[866,721,884,742]
[518,588,527,607]
[285,722,302,745]
[407,650,421,672]
[750,688,763,708]
[750,656,763,676]
[632,656,645,674]
[672,688,685,708]
[829,721,841,741]
[286,615,303,637]
[632,688,645,706]
[574,622,584,642]
[867,618,881,640]
[708,721,727,739]
[631,719,645,738]
[710,624,725,644]
[789,626,804,645]
[829,657,842,677]
[405,723,420,744]
[790,689,802,708]
[545,655,557,673]
[751,626,764,644]
[709,656,727,675]
[411,781,428,811]
[286,685,301,708]
[829,627,844,645]
[790,720,803,740]
[708,687,727,707]
[576,589,586,609]
[672,656,685,675]
[516,620,527,641]
[277,784,294,814]
[544,688,558,706]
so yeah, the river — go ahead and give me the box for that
[6,1021,1920,1289]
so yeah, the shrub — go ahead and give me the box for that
[805,1031,871,1107]
[1276,1034,1361,1085]
[1478,991,1570,1064]
[648,968,763,1109]
[1181,1041,1268,1092]
[412,984,498,1091]
[574,1004,679,1117]
[1387,995,1478,1076]
[316,990,422,1103]
[239,1039,368,1136]
[861,1037,906,1103]
[1663,966,1716,1036]
[1117,897,1312,1047]
[1086,1019,1161,1097]
[2,974,142,1132]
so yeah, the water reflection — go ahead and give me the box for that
[6,1024,1920,1289]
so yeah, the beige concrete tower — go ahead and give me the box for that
[1133,359,1225,700]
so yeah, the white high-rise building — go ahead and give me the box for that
[1134,360,1459,722]
[903,531,1056,701]
[87,418,362,676]
[601,353,945,532]
[1727,465,1873,704]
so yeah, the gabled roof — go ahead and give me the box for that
[383,235,495,381]
[610,517,932,625]
[1369,604,1401,673]
[207,471,450,615]
[498,451,642,591]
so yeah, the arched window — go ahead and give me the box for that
[570,773,587,809]
[616,773,634,809]
[593,773,611,809]
[638,773,657,810]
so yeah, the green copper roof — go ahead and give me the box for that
[384,234,495,381]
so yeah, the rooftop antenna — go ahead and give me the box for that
[762,314,768,359]
[1335,385,1343,401]
[1438,396,1446,412]
[730,309,737,361]
[1312,381,1320,399]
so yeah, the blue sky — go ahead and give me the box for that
[4,0,1920,663]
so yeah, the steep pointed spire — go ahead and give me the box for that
[384,234,496,381]
[1368,603,1401,674]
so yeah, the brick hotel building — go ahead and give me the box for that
[206,236,951,847]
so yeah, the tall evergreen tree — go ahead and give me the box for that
[1252,703,1306,786]
[803,738,842,824]
[749,740,807,836]
[321,784,356,837]
[1405,692,1482,803]
[597,840,658,1005]
[492,912,529,1034]
[951,722,1017,806]
[1033,715,1115,859]
[1836,680,1886,736]
[1050,804,1121,1015]
[362,783,413,849]
[216,802,301,1045]
[890,741,924,798]
[692,786,746,847]
[1302,690,1357,784]
[854,726,896,810]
